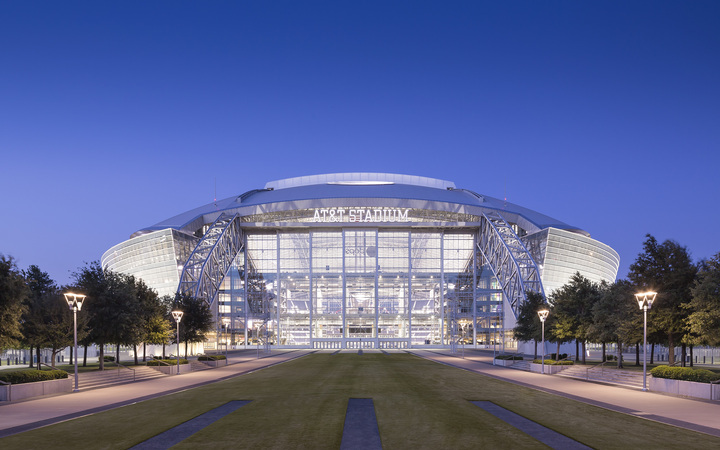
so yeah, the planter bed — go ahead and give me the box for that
[0,377,72,402]
[649,376,720,400]
[149,363,192,375]
[530,363,569,375]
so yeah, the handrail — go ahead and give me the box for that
[149,358,173,366]
[586,360,610,380]
[112,360,136,382]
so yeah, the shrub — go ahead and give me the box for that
[533,359,573,365]
[605,355,617,361]
[198,355,227,361]
[549,353,568,360]
[494,355,523,361]
[147,359,188,366]
[0,369,68,384]
[103,356,115,362]
[650,366,720,384]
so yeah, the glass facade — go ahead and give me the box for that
[214,230,505,349]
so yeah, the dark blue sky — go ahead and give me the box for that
[2,1,719,286]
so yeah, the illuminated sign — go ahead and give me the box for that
[312,208,410,223]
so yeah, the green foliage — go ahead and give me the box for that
[685,253,720,346]
[0,369,68,384]
[628,235,697,364]
[550,273,600,347]
[512,291,546,344]
[549,353,568,360]
[172,293,214,352]
[147,359,188,366]
[0,255,29,351]
[650,366,720,384]
[532,359,573,365]
[198,355,227,361]
[494,355,523,361]
[103,356,116,362]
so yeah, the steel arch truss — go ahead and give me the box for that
[477,211,545,318]
[178,213,244,306]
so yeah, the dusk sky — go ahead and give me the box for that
[1,2,719,287]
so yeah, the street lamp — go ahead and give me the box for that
[635,291,657,391]
[538,309,549,375]
[221,317,230,363]
[172,310,184,375]
[64,293,86,392]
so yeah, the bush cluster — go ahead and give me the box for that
[198,355,227,361]
[650,366,720,384]
[549,353,568,360]
[102,356,115,362]
[494,355,523,361]
[147,359,188,366]
[533,359,573,365]
[605,355,618,361]
[0,369,68,384]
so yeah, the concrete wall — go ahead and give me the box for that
[0,377,72,402]
[649,377,720,400]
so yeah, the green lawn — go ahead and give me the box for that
[2,353,719,449]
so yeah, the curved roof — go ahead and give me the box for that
[135,173,588,237]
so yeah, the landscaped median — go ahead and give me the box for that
[147,359,191,375]
[530,359,573,374]
[649,366,720,400]
[0,369,71,401]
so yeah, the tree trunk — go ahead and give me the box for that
[29,346,34,368]
[69,345,73,366]
[116,345,120,364]
[162,343,166,359]
[37,346,41,368]
[143,343,147,362]
[556,341,560,361]
[689,345,694,367]
[51,349,59,369]
[581,341,586,364]
[635,343,640,366]
[617,341,623,369]
[99,344,105,370]
[668,333,675,365]
[650,343,655,364]
[601,342,606,362]
[575,340,580,361]
[184,340,189,359]
[681,344,687,367]
[83,344,88,367]
[534,340,537,360]
[133,345,138,365]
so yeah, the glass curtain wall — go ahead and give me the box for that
[215,228,504,349]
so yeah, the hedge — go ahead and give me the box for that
[494,355,523,361]
[650,366,720,384]
[147,359,188,366]
[0,369,68,384]
[198,355,227,361]
[533,359,573,365]
[103,356,115,362]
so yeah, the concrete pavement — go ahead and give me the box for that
[0,349,313,438]
[408,349,720,438]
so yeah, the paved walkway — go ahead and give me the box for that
[408,349,720,438]
[0,349,312,438]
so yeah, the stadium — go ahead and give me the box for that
[102,173,619,351]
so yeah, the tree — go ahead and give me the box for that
[628,235,697,366]
[22,264,55,367]
[131,277,167,364]
[549,273,600,363]
[588,280,639,368]
[73,262,139,370]
[172,293,213,358]
[0,255,28,352]
[512,291,547,359]
[685,253,720,347]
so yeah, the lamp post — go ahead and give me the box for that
[222,317,230,363]
[64,293,86,392]
[172,311,184,375]
[538,309,549,375]
[635,292,657,391]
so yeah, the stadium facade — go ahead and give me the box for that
[102,173,619,350]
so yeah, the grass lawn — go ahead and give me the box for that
[2,352,719,449]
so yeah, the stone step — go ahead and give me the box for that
[78,365,167,390]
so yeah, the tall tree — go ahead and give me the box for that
[628,235,697,366]
[73,262,139,370]
[0,255,28,352]
[172,293,213,358]
[685,253,720,347]
[550,272,600,363]
[512,291,547,359]
[22,265,55,367]
[588,280,640,368]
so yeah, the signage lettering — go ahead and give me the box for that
[312,208,410,223]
